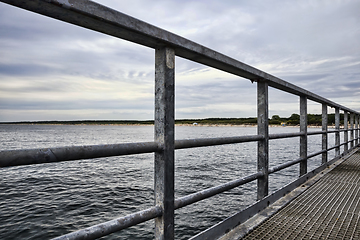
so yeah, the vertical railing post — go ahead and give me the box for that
[356,115,359,145]
[358,114,360,144]
[300,96,307,176]
[335,107,340,156]
[344,112,348,152]
[350,113,354,149]
[257,80,269,200]
[322,104,328,164]
[154,47,175,240]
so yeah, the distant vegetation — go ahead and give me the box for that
[0,113,345,126]
[269,113,344,126]
[179,113,344,126]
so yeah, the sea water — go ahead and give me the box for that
[0,124,337,239]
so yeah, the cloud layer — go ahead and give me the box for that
[0,0,359,121]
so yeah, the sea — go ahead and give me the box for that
[0,124,338,239]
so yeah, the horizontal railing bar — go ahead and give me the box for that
[52,205,162,240]
[326,129,338,134]
[174,172,263,209]
[174,135,264,149]
[269,131,304,140]
[307,149,326,159]
[52,171,264,240]
[0,135,265,168]
[268,157,305,174]
[307,129,342,135]
[327,145,338,151]
[0,142,161,168]
[307,130,324,136]
[3,129,353,168]
[1,0,358,114]
[339,128,360,132]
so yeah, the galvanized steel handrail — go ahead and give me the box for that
[52,206,163,240]
[1,1,360,240]
[174,172,264,210]
[268,131,305,139]
[0,135,263,168]
[0,129,355,168]
[0,142,161,167]
[174,135,264,149]
[268,157,305,174]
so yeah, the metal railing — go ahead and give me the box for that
[0,1,359,239]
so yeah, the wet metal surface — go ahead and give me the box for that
[52,206,162,240]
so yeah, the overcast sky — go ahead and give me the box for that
[0,0,359,122]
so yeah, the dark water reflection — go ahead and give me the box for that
[0,125,335,239]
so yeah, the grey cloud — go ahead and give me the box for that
[0,0,359,121]
[176,80,257,110]
[0,98,153,111]
[0,63,54,76]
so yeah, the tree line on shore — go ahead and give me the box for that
[269,113,344,126]
[179,113,344,126]
[1,113,345,126]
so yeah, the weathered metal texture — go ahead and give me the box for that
[257,81,269,200]
[307,149,327,159]
[344,112,349,152]
[269,157,305,174]
[326,129,338,134]
[0,129,339,168]
[300,96,308,176]
[154,47,175,240]
[307,130,324,136]
[350,113,354,148]
[174,172,263,210]
[269,131,305,139]
[174,135,264,149]
[52,206,162,240]
[0,136,266,168]
[0,1,360,240]
[358,115,360,143]
[328,145,340,151]
[271,149,325,176]
[191,149,353,240]
[240,149,360,240]
[0,142,160,168]
[322,104,328,164]
[219,149,353,240]
[356,115,359,145]
[1,0,359,114]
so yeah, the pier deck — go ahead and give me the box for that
[223,149,360,240]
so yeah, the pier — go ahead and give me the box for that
[0,1,359,239]
[222,148,360,239]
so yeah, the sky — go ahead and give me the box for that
[0,0,359,122]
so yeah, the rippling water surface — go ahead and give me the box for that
[0,124,337,239]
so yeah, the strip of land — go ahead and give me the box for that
[0,113,346,126]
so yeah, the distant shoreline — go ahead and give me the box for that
[0,122,340,128]
[0,115,345,128]
[0,113,346,126]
